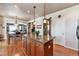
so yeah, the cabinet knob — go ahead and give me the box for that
[48,45,51,49]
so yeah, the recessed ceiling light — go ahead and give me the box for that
[14,5,18,8]
[27,10,30,14]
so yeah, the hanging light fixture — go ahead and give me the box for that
[33,6,36,25]
[15,16,18,31]
[43,3,52,23]
[43,3,47,23]
[15,16,17,24]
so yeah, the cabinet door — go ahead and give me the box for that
[36,42,44,56]
[23,39,27,52]
[26,39,31,55]
[30,40,36,56]
[44,41,53,56]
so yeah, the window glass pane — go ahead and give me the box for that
[9,25,16,32]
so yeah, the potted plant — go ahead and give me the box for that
[36,30,40,37]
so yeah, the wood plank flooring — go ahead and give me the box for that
[0,40,78,56]
[0,40,27,56]
[53,44,78,56]
[6,41,27,56]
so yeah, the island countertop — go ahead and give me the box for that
[28,34,55,44]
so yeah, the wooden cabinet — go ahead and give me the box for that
[30,40,36,56]
[26,39,53,56]
[44,40,53,56]
[26,39,31,55]
[36,42,44,56]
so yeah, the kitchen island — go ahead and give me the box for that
[26,35,55,56]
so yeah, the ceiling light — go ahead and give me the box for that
[27,10,30,14]
[14,5,18,8]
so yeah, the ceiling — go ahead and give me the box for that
[0,3,78,21]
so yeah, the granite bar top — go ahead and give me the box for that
[28,34,55,44]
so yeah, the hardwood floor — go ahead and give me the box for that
[53,44,78,56]
[0,40,78,56]
[1,40,27,56]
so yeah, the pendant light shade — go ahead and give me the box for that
[44,19,47,23]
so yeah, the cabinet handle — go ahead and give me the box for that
[48,45,51,49]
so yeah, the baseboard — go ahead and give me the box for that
[64,45,78,51]
[54,43,78,51]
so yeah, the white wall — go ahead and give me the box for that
[46,5,79,50]
[28,17,44,36]
[29,5,79,50]
[35,17,43,35]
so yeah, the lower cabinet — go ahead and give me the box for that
[30,40,36,56]
[26,39,31,55]
[27,39,53,56]
[44,40,53,56]
[36,42,44,56]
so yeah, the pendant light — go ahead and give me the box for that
[33,6,36,25]
[15,16,18,31]
[43,3,52,23]
[15,16,17,24]
[43,3,47,23]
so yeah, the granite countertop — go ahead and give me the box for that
[29,35,55,44]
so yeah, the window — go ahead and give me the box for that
[18,24,27,33]
[7,23,16,34]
